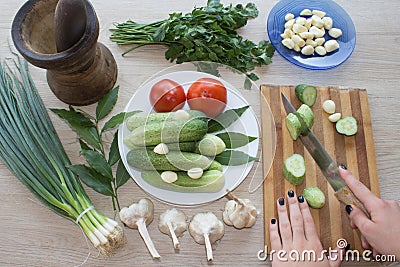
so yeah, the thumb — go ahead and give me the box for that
[329,245,345,267]
[346,204,374,235]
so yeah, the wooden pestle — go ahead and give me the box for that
[54,0,87,52]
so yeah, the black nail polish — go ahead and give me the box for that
[339,164,347,170]
[288,190,295,198]
[278,197,285,206]
[271,218,276,224]
[298,195,304,203]
[345,244,351,252]
[346,205,353,214]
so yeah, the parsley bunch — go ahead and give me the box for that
[110,0,274,82]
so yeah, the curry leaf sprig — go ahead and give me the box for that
[52,86,139,212]
[0,57,124,255]
[110,0,274,82]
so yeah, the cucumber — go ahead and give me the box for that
[208,160,223,172]
[124,118,207,147]
[141,170,225,193]
[283,154,305,186]
[125,141,196,152]
[127,149,212,171]
[285,113,302,140]
[297,104,314,128]
[195,134,226,156]
[303,186,325,209]
[125,110,206,131]
[295,84,317,106]
[336,116,358,136]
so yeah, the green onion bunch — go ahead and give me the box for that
[0,57,124,255]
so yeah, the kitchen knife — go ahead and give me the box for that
[281,92,369,217]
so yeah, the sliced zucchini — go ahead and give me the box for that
[336,116,358,136]
[283,154,305,186]
[295,84,317,106]
[285,113,302,140]
[297,104,314,128]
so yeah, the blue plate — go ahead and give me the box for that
[267,0,356,70]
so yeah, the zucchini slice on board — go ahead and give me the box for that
[297,104,314,128]
[283,154,306,186]
[295,84,317,106]
[336,116,358,136]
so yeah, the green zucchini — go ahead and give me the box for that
[127,149,212,171]
[195,134,226,156]
[283,154,306,186]
[297,104,314,128]
[303,186,325,208]
[208,160,223,172]
[123,118,207,147]
[295,84,317,106]
[285,113,302,140]
[125,110,206,131]
[336,116,358,136]
[141,170,225,193]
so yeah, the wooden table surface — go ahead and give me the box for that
[0,0,399,266]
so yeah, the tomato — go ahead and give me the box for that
[187,78,227,118]
[149,79,186,112]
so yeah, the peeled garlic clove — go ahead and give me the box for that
[315,46,327,56]
[300,8,312,16]
[282,38,295,49]
[285,13,295,21]
[296,17,307,26]
[293,43,301,52]
[315,37,325,46]
[328,28,343,39]
[291,35,306,47]
[285,19,295,29]
[292,23,308,34]
[311,15,324,28]
[187,168,203,179]
[324,40,340,52]
[161,171,178,184]
[299,32,314,40]
[312,9,326,18]
[322,100,336,114]
[305,18,312,29]
[173,110,190,120]
[305,38,318,47]
[154,143,169,155]
[322,17,333,30]
[309,26,325,38]
[328,113,341,122]
[301,45,314,56]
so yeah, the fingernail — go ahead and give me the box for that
[346,205,353,214]
[288,190,295,198]
[298,195,305,203]
[278,197,285,206]
[339,164,347,170]
[345,244,351,252]
[271,218,276,224]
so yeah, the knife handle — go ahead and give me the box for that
[334,185,370,219]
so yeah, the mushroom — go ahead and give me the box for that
[158,208,187,250]
[119,198,160,259]
[222,190,258,229]
[188,212,224,261]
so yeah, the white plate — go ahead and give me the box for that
[119,70,260,206]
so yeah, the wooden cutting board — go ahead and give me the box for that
[261,85,380,253]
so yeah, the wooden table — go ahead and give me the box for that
[0,0,399,266]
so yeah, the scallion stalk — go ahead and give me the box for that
[0,56,124,255]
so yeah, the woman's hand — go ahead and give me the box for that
[339,166,400,259]
[270,190,344,267]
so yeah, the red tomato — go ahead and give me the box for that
[187,78,227,118]
[149,79,186,112]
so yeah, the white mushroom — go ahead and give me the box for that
[158,208,187,250]
[119,198,160,259]
[189,212,224,261]
[222,190,258,229]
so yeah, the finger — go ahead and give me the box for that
[287,190,305,242]
[277,197,292,247]
[329,246,344,267]
[339,167,380,212]
[346,205,375,236]
[298,195,319,241]
[349,219,357,229]
[269,218,282,251]
[361,234,371,250]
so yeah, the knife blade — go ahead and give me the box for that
[281,92,369,217]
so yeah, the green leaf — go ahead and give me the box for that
[215,150,258,166]
[207,0,221,7]
[82,149,113,180]
[102,110,141,133]
[116,160,131,188]
[79,139,92,151]
[68,165,114,196]
[216,132,257,149]
[108,131,120,166]
[52,108,101,150]
[96,86,119,121]
[207,105,250,133]
[244,77,252,90]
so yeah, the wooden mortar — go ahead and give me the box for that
[11,0,117,106]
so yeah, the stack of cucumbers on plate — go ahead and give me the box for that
[123,110,227,193]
